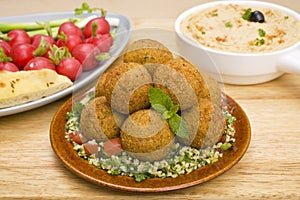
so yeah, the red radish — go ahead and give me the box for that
[0,40,12,55]
[0,62,19,72]
[71,43,100,71]
[83,17,110,38]
[7,29,31,47]
[56,57,82,81]
[10,43,36,69]
[56,34,83,52]
[23,57,55,71]
[31,34,55,48]
[103,138,123,156]
[31,34,56,58]
[58,21,83,39]
[85,33,113,52]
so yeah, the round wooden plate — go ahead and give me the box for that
[50,94,251,193]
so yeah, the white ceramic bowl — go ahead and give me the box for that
[175,1,300,85]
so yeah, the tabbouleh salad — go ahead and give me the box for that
[65,92,236,182]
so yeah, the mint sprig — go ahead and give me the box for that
[149,87,189,139]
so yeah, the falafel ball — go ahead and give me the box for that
[123,39,174,75]
[95,72,108,97]
[153,57,223,110]
[178,98,226,149]
[80,96,125,141]
[120,109,175,162]
[103,62,153,114]
[153,58,202,110]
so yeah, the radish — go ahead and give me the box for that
[31,34,55,57]
[58,21,83,39]
[7,29,31,47]
[0,40,11,55]
[56,57,82,81]
[0,62,19,72]
[83,17,110,38]
[31,34,55,48]
[10,43,36,69]
[23,57,55,71]
[56,33,83,52]
[71,43,100,71]
[85,33,113,52]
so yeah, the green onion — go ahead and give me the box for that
[0,17,84,33]
[0,15,98,39]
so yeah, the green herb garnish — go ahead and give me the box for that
[284,16,289,20]
[220,143,232,151]
[74,2,106,16]
[212,13,218,17]
[225,21,233,27]
[242,8,252,21]
[67,91,95,120]
[149,87,189,139]
[258,28,266,37]
[255,38,265,46]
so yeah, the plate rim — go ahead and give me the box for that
[0,11,131,117]
[49,93,251,193]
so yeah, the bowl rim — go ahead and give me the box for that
[174,0,300,57]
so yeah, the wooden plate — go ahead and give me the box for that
[50,94,251,193]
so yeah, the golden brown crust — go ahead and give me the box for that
[102,62,153,114]
[80,96,125,141]
[123,39,174,75]
[179,98,225,149]
[120,109,175,162]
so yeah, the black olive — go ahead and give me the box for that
[250,11,265,23]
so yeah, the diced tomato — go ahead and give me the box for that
[83,143,99,157]
[69,131,87,145]
[103,138,123,156]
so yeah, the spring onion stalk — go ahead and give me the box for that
[0,17,86,33]
[0,15,119,40]
[1,15,102,40]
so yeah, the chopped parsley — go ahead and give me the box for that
[242,8,252,21]
[255,38,265,46]
[225,21,233,28]
[258,28,266,37]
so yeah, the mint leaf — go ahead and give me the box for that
[162,110,173,120]
[169,114,189,139]
[162,105,179,120]
[170,104,179,114]
[149,87,189,139]
[149,87,173,111]
[152,104,168,113]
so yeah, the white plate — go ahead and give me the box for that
[0,12,131,117]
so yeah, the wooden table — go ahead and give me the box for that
[0,0,299,199]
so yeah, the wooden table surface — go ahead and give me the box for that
[0,0,300,199]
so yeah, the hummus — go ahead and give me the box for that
[180,4,300,53]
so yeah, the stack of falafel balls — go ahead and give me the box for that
[80,39,226,162]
